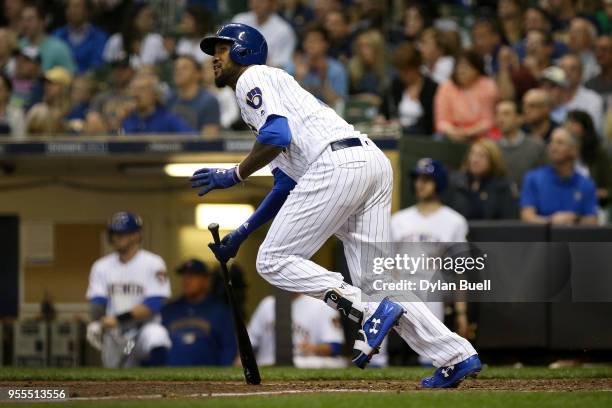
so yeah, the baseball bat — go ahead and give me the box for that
[208,223,261,385]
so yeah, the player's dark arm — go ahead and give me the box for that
[238,140,284,179]
[237,115,291,179]
[191,115,291,195]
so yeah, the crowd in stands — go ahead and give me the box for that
[0,0,611,223]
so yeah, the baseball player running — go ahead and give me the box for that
[86,212,171,367]
[192,23,480,387]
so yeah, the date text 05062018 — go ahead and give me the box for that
[0,388,68,401]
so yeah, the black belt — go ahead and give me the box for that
[330,138,362,151]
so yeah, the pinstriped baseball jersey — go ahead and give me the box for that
[235,65,363,181]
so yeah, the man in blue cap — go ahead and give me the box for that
[162,259,237,366]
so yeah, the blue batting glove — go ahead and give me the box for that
[208,230,246,263]
[190,167,241,196]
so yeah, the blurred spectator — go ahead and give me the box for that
[248,294,346,368]
[161,259,237,366]
[391,158,474,352]
[567,17,600,82]
[516,6,568,61]
[496,45,538,103]
[520,126,598,224]
[176,4,213,64]
[286,25,347,107]
[471,19,503,75]
[0,73,25,138]
[278,0,314,34]
[389,3,434,44]
[434,50,499,142]
[542,0,577,32]
[52,0,108,74]
[0,28,17,78]
[312,0,341,26]
[596,0,612,34]
[446,139,518,220]
[19,3,76,73]
[66,75,94,133]
[585,35,612,115]
[3,0,25,32]
[10,46,43,110]
[539,66,570,125]
[323,10,353,63]
[522,88,559,141]
[419,27,455,84]
[86,55,135,134]
[348,29,388,105]
[565,110,611,203]
[201,59,240,129]
[169,55,220,138]
[25,103,62,135]
[353,0,389,32]
[498,0,525,47]
[103,3,169,69]
[495,99,545,189]
[523,29,555,79]
[121,73,194,134]
[559,54,604,132]
[380,42,437,135]
[27,67,72,135]
[232,0,297,67]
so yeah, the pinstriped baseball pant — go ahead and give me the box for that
[256,139,476,367]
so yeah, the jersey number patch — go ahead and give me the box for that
[246,87,263,109]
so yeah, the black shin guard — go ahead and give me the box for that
[324,289,363,324]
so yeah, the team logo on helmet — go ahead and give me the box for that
[246,87,263,109]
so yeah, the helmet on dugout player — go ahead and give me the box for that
[107,211,142,234]
[200,23,268,65]
[410,158,448,194]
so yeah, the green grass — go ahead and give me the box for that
[0,366,611,382]
[10,392,612,408]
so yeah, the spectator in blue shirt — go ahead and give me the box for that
[520,127,598,225]
[121,74,194,134]
[53,0,108,74]
[162,259,237,366]
[286,25,347,107]
[169,56,220,138]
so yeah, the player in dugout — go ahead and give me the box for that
[86,212,171,368]
[162,259,237,366]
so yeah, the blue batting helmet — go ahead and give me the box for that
[410,158,448,193]
[200,23,268,65]
[108,211,142,234]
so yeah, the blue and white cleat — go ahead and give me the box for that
[421,355,482,388]
[352,297,404,369]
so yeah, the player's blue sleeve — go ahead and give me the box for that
[236,168,297,238]
[579,180,598,216]
[89,296,107,306]
[256,115,292,148]
[142,296,167,314]
[216,305,238,366]
[327,342,343,357]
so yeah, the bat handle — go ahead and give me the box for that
[208,223,221,245]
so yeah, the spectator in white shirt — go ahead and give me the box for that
[103,3,169,69]
[232,0,296,68]
[176,4,212,64]
[559,54,604,134]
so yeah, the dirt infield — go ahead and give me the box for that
[2,378,611,400]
